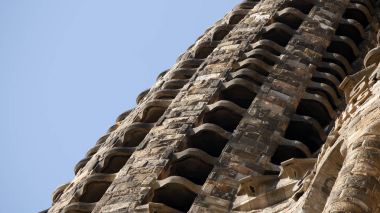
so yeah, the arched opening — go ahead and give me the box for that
[271,145,307,165]
[317,63,346,81]
[121,124,152,147]
[284,118,324,153]
[285,0,315,14]
[274,8,304,29]
[336,21,364,45]
[140,105,167,123]
[168,156,213,185]
[220,85,257,109]
[327,39,357,62]
[188,130,229,157]
[296,99,332,127]
[203,107,243,132]
[79,182,111,203]
[151,183,198,212]
[312,72,341,96]
[343,6,370,27]
[261,24,293,47]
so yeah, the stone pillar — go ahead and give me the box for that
[323,38,380,212]
[323,123,380,212]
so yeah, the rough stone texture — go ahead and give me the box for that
[45,0,380,212]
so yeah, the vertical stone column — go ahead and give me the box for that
[197,0,352,211]
[323,41,380,212]
[323,128,380,212]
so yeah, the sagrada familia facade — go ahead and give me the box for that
[44,0,380,212]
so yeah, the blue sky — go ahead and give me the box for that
[0,1,241,212]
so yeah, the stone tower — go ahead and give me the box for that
[45,0,380,212]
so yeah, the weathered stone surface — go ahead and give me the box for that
[46,0,380,212]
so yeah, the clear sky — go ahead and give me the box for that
[0,1,242,212]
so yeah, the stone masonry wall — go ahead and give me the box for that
[45,0,380,212]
